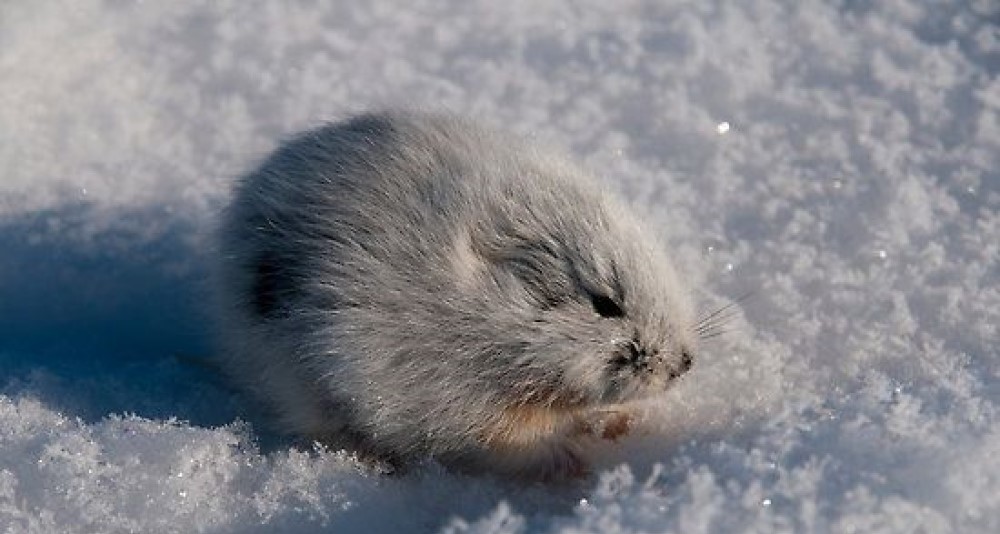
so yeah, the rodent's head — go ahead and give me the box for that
[458,171,697,408]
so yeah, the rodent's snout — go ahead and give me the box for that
[679,349,694,374]
[609,338,694,382]
[610,340,657,372]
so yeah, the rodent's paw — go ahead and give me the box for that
[599,411,632,441]
[574,410,633,442]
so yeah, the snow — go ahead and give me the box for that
[1,0,997,532]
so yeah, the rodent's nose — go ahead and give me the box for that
[665,349,694,380]
[680,349,693,372]
[614,340,675,376]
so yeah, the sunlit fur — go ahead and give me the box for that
[213,111,697,479]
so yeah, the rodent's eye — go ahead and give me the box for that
[590,293,624,318]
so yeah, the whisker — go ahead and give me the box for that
[698,329,734,340]
[696,302,738,327]
[696,309,741,332]
[695,291,754,340]
[697,329,731,341]
[696,326,732,338]
[696,290,755,326]
[695,311,740,337]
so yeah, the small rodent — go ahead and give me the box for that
[213,111,697,480]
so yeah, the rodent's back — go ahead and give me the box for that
[224,113,469,313]
[224,112,587,311]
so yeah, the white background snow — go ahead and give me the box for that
[1,0,998,532]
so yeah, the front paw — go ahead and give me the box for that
[599,411,632,441]
[575,410,633,442]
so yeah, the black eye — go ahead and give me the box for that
[590,293,624,318]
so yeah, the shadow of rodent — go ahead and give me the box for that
[0,201,242,427]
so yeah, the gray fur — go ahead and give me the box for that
[213,111,696,479]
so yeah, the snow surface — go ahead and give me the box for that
[1,0,998,532]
